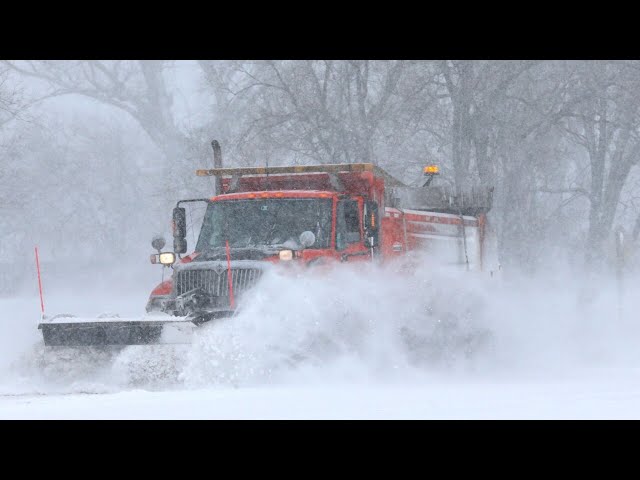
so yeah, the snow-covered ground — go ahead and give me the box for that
[3,368,640,419]
[2,262,640,419]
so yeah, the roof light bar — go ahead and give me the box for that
[196,162,405,187]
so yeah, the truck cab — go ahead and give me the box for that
[147,164,390,319]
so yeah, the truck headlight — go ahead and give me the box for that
[279,250,293,261]
[159,252,176,265]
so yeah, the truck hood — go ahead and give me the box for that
[191,246,285,262]
[174,259,271,272]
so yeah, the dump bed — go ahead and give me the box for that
[197,163,493,215]
[385,207,487,271]
[383,182,494,271]
[197,163,401,201]
[388,185,493,216]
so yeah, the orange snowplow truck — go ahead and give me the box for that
[39,140,495,347]
[147,141,495,317]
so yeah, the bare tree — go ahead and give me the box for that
[558,61,640,269]
[1,60,193,196]
[199,60,408,168]
[430,60,541,188]
[0,66,23,128]
[0,64,29,242]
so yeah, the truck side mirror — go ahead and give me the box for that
[363,200,379,247]
[173,207,187,254]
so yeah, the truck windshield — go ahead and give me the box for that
[196,198,333,250]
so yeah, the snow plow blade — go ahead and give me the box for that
[38,314,196,347]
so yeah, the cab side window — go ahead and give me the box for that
[336,200,361,250]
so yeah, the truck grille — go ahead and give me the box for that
[175,267,263,298]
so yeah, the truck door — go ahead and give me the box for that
[336,198,369,262]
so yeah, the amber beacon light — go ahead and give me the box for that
[423,165,440,175]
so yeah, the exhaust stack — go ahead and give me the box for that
[211,140,223,195]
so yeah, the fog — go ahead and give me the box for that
[4,60,640,280]
[1,60,640,418]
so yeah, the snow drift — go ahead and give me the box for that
[1,257,640,396]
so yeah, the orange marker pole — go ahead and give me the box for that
[35,246,45,319]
